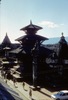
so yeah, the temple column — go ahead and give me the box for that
[32,41,40,88]
[32,55,38,87]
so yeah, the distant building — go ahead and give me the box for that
[0,33,20,57]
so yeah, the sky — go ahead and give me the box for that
[0,0,68,43]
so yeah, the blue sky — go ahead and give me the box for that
[0,0,68,43]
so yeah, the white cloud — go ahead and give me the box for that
[38,21,64,28]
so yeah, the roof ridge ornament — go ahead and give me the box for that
[30,20,32,25]
[6,32,8,36]
[20,21,43,34]
[0,0,1,4]
[61,32,64,37]
[61,32,65,39]
[59,32,67,44]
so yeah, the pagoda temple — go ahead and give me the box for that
[58,32,68,59]
[0,33,20,57]
[15,21,53,86]
[44,33,68,87]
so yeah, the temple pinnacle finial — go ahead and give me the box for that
[30,20,32,25]
[6,32,8,36]
[61,32,64,36]
[0,0,1,4]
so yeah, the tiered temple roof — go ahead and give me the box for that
[16,21,48,44]
[15,21,50,55]
[16,34,48,43]
[20,21,42,35]
[2,33,11,46]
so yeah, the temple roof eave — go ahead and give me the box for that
[20,24,43,31]
[15,34,48,42]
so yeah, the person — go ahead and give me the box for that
[13,78,17,87]
[5,73,7,83]
[29,88,32,100]
[22,81,25,89]
[1,70,4,77]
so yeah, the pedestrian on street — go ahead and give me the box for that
[5,79,7,83]
[29,88,32,100]
[22,81,25,90]
[1,70,4,77]
[13,78,17,87]
[5,73,7,83]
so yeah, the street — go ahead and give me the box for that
[0,76,28,100]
